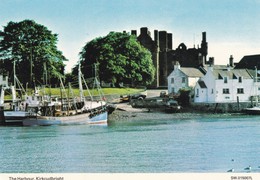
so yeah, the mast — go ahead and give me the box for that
[255,66,258,106]
[13,60,16,89]
[0,88,4,106]
[78,64,84,102]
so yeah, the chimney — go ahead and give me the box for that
[174,61,181,71]
[229,55,234,67]
[209,57,214,65]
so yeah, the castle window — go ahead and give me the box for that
[223,88,229,94]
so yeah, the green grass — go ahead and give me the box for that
[40,87,143,95]
[4,87,145,99]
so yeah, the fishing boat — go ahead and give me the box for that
[22,65,109,126]
[1,75,33,125]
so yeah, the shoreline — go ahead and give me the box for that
[108,102,245,122]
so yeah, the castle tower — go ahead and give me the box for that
[131,30,137,36]
[153,30,160,87]
[167,33,173,50]
[201,32,208,64]
[159,31,168,51]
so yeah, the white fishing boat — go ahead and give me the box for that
[1,75,33,125]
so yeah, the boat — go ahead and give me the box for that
[243,106,260,115]
[164,99,182,113]
[22,65,109,126]
[243,67,260,115]
[0,76,33,125]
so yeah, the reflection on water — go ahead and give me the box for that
[0,115,259,173]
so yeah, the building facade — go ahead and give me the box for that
[167,62,204,94]
[194,67,255,103]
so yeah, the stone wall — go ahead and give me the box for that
[190,102,252,113]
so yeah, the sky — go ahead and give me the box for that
[1,0,260,72]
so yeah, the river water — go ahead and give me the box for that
[0,114,259,173]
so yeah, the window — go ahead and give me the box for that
[211,89,214,94]
[223,88,229,94]
[224,77,228,83]
[196,89,199,97]
[237,88,244,94]
[182,77,185,83]
[238,77,242,83]
[171,78,174,84]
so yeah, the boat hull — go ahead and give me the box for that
[3,111,30,125]
[23,111,108,126]
[243,107,260,115]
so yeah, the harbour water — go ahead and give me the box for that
[0,114,260,173]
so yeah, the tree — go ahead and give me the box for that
[0,20,67,87]
[76,32,155,87]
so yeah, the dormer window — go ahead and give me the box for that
[224,77,228,83]
[238,77,242,83]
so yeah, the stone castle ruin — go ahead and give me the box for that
[129,27,212,87]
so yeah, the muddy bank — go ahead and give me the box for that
[108,102,243,122]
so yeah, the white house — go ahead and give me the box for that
[167,62,204,94]
[194,67,256,103]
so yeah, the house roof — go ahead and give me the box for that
[235,54,260,70]
[180,67,204,77]
[211,69,253,79]
[198,81,207,88]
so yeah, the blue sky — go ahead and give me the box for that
[1,0,260,72]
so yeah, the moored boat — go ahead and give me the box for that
[243,106,260,115]
[23,107,108,126]
[22,65,109,126]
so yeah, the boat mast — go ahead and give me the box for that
[78,63,93,101]
[78,64,84,102]
[255,66,258,106]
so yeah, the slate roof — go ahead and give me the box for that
[235,54,260,70]
[180,67,204,77]
[198,81,207,88]
[211,69,253,79]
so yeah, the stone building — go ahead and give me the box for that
[131,27,212,88]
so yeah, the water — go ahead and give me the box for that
[0,115,260,173]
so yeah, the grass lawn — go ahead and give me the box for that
[4,87,145,99]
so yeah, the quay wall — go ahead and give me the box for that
[190,102,252,113]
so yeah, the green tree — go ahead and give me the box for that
[0,20,67,87]
[76,32,155,87]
